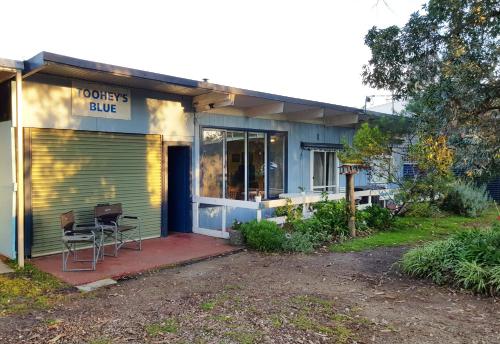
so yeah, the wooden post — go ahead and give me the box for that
[345,173,356,237]
[15,71,24,267]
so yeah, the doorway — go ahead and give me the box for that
[167,146,192,233]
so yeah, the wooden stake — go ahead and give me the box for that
[345,173,356,237]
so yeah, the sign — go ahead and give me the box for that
[72,81,131,120]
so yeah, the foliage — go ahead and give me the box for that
[396,135,455,209]
[339,121,455,213]
[362,0,500,176]
[400,222,500,295]
[442,181,491,217]
[275,198,303,223]
[409,136,454,176]
[312,199,351,236]
[338,123,390,165]
[331,207,496,252]
[232,219,243,231]
[363,204,393,230]
[290,217,332,247]
[404,202,442,218]
[281,232,315,253]
[240,220,285,252]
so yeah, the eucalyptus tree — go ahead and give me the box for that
[362,0,499,177]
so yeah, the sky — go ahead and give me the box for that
[0,0,425,108]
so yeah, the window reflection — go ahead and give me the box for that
[268,133,286,198]
[226,131,245,200]
[200,129,223,197]
[199,128,286,200]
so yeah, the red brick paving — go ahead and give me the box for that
[31,233,239,286]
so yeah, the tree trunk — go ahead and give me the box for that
[346,173,356,237]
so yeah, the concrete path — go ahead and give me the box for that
[0,261,13,274]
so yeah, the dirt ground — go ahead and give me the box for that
[0,247,498,344]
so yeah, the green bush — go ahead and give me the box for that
[401,222,500,295]
[363,204,393,230]
[404,202,442,218]
[240,220,285,252]
[275,198,302,223]
[290,217,332,247]
[312,199,350,236]
[281,232,315,253]
[441,182,491,217]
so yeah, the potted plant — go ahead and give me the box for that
[228,219,244,246]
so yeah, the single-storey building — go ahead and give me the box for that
[0,52,387,264]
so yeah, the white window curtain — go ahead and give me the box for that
[312,150,337,192]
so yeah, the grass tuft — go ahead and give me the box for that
[200,300,216,311]
[145,318,178,336]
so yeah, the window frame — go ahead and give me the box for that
[199,126,288,200]
[310,150,339,193]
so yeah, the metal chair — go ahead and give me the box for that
[61,211,102,272]
[94,203,142,257]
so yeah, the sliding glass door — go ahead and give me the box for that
[268,133,286,198]
[226,131,246,200]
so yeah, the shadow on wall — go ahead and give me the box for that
[23,81,84,129]
[146,97,191,208]
[146,98,192,140]
[29,129,163,255]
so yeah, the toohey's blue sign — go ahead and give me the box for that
[72,81,131,120]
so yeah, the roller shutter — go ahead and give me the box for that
[29,128,162,256]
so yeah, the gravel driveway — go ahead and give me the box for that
[0,247,498,343]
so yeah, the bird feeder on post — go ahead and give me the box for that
[339,163,366,237]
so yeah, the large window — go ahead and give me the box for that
[311,151,337,192]
[200,130,224,197]
[200,128,287,200]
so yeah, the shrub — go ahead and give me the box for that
[400,239,459,284]
[455,261,489,294]
[311,199,350,236]
[240,220,285,252]
[290,217,332,247]
[441,182,491,217]
[363,204,393,230]
[275,198,302,223]
[401,222,500,295]
[404,202,442,218]
[282,232,315,253]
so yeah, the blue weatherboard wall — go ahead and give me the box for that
[195,113,370,229]
[196,113,363,193]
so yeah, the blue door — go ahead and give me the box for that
[167,146,192,233]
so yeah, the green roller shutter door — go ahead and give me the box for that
[29,129,163,256]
